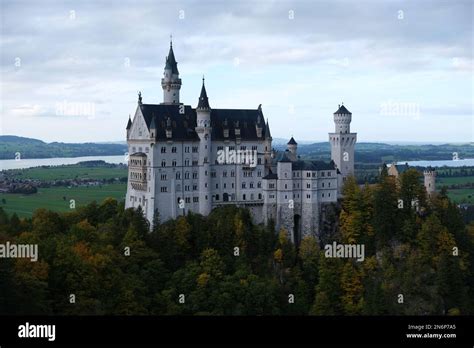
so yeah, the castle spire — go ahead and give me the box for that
[197,77,210,109]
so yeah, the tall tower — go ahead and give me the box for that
[329,103,357,180]
[423,167,436,196]
[161,39,181,104]
[195,78,212,215]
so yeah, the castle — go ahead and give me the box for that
[125,41,356,243]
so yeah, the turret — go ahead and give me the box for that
[287,137,297,161]
[264,118,273,172]
[423,167,436,196]
[333,103,352,134]
[161,39,181,104]
[195,77,212,215]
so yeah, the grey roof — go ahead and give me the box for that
[126,117,132,130]
[197,81,210,109]
[292,160,336,171]
[334,104,351,115]
[165,44,179,75]
[394,163,410,174]
[288,137,297,145]
[139,104,270,141]
[273,151,293,163]
[265,119,272,139]
[263,171,278,180]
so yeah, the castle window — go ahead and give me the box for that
[322,183,324,188]
[252,146,257,151]
[231,171,235,177]
[328,182,331,187]
[172,160,177,167]
[172,147,177,153]
[242,194,246,200]
[193,172,198,179]
[193,185,198,191]
[176,172,181,180]
[250,182,254,188]
[306,172,311,178]
[223,171,227,177]
[327,171,331,176]
[251,193,254,200]
[185,147,190,153]
[215,194,220,201]
[161,147,166,153]
[161,174,167,180]
[185,172,190,179]
[257,182,261,188]
[258,193,262,200]
[184,159,190,166]
[328,193,331,197]
[161,160,166,167]
[217,146,223,151]
[240,146,246,150]
[185,197,191,203]
[192,146,198,153]
[229,146,235,151]
[322,193,325,197]
[211,172,216,178]
[285,184,287,189]
[242,182,246,189]
[258,170,262,177]
[321,172,325,177]
[307,194,311,199]
[224,183,227,189]
[161,187,168,192]
[193,197,199,203]
[307,183,310,188]
[216,183,219,189]
[284,173,287,178]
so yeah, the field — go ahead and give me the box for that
[437,176,474,185]
[436,176,474,204]
[0,183,126,218]
[6,165,127,181]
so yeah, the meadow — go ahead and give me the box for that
[0,183,126,218]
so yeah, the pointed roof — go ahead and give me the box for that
[165,41,179,75]
[197,78,210,109]
[150,114,156,129]
[334,104,351,115]
[126,116,132,130]
[265,119,272,139]
[288,137,297,145]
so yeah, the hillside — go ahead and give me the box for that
[0,135,127,159]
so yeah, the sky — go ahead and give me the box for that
[1,0,473,144]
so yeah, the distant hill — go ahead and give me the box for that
[0,135,473,163]
[0,135,127,160]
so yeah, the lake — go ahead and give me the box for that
[1,155,473,171]
[397,159,474,168]
[0,155,127,171]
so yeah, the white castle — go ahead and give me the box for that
[125,41,356,244]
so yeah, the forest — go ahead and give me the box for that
[0,168,473,315]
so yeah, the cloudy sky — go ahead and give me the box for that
[1,0,472,143]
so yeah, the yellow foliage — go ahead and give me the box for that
[274,248,283,263]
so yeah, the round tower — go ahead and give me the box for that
[161,39,181,104]
[195,77,212,215]
[329,103,357,181]
[423,167,436,196]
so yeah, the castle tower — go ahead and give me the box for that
[329,103,357,181]
[423,167,436,196]
[287,137,298,161]
[161,39,181,104]
[195,78,212,215]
